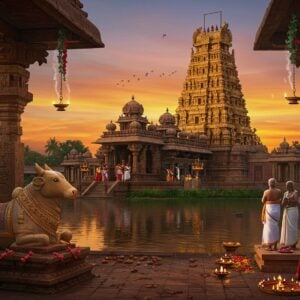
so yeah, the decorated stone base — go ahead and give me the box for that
[255,244,300,273]
[0,244,94,294]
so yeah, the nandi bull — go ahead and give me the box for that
[0,163,77,248]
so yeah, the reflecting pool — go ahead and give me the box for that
[59,197,300,254]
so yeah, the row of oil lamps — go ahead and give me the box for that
[258,275,300,295]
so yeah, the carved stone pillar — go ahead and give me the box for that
[0,40,48,202]
[128,144,143,174]
[289,162,296,182]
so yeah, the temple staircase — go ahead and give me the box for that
[81,181,113,198]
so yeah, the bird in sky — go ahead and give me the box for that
[145,72,149,77]
[162,34,167,39]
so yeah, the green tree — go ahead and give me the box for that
[45,137,60,157]
[24,145,47,165]
[58,140,89,158]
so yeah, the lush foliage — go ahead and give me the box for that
[286,13,298,65]
[25,138,89,166]
[127,188,263,201]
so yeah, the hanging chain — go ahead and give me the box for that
[292,64,296,96]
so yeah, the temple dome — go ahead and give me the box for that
[199,134,208,141]
[147,123,156,131]
[83,150,92,158]
[279,137,289,149]
[106,121,116,132]
[165,128,177,136]
[129,120,142,130]
[159,108,175,126]
[70,148,78,156]
[122,95,144,116]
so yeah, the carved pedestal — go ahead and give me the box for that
[0,244,94,293]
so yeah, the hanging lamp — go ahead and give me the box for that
[53,28,69,111]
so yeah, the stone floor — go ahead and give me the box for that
[0,252,298,299]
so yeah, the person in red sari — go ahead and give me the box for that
[95,167,102,182]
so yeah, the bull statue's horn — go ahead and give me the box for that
[44,164,53,171]
[34,163,45,176]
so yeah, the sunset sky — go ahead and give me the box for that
[24,0,300,155]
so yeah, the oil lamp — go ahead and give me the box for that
[258,274,300,295]
[53,73,69,111]
[216,255,234,267]
[222,241,241,254]
[285,65,300,104]
[214,265,229,279]
[53,28,69,111]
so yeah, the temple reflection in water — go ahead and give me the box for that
[58,198,266,254]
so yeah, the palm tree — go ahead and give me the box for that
[45,137,60,157]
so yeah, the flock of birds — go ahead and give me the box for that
[116,70,178,87]
[115,34,178,88]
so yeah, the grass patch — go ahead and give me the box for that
[127,188,263,201]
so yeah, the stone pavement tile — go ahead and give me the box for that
[117,288,140,298]
[224,287,252,298]
[89,288,120,300]
[136,290,160,300]
[206,294,226,300]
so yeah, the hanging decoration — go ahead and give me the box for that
[285,14,300,104]
[53,28,69,111]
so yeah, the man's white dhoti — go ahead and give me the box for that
[280,206,298,246]
[262,204,280,245]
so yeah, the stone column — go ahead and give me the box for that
[277,164,281,182]
[0,40,47,202]
[289,162,296,182]
[128,144,143,174]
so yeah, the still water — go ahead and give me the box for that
[59,198,300,254]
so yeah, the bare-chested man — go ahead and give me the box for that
[261,178,282,250]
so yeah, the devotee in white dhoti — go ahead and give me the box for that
[280,181,299,249]
[123,164,131,181]
[261,178,282,251]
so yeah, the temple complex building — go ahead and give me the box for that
[94,96,211,182]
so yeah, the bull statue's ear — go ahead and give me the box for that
[32,177,45,190]
[44,164,53,171]
[34,163,45,176]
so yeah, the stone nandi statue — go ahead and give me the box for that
[0,163,77,248]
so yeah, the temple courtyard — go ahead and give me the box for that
[0,252,297,299]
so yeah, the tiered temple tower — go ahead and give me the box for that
[176,21,265,185]
[176,22,259,146]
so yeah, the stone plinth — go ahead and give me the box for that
[0,244,94,293]
[254,244,300,273]
[184,178,201,189]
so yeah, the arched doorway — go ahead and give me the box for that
[146,147,153,173]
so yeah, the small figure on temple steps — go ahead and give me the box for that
[280,181,299,249]
[261,178,282,251]
[95,166,102,182]
[0,163,77,248]
[123,164,131,182]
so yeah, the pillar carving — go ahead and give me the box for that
[289,162,296,182]
[128,144,143,174]
[0,40,48,202]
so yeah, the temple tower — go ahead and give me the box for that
[176,22,258,146]
[175,21,266,185]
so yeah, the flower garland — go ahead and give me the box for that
[57,28,68,81]
[286,13,299,65]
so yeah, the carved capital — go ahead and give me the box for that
[128,143,143,153]
[0,40,48,68]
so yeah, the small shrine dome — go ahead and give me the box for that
[83,150,92,158]
[279,137,289,149]
[159,108,176,126]
[122,95,144,116]
[199,134,208,141]
[147,123,157,131]
[165,128,177,136]
[106,121,116,132]
[179,131,188,138]
[70,148,78,156]
[129,120,142,130]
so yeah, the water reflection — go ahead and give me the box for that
[59,198,300,254]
